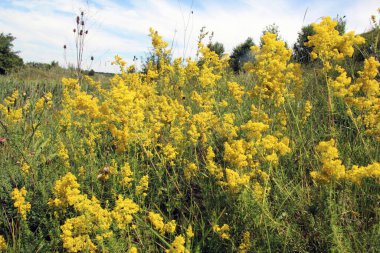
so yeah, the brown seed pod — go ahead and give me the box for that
[76,16,80,24]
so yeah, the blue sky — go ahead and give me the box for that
[0,0,378,72]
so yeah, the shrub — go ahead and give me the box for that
[0,33,23,74]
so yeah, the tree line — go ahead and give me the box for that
[1,15,379,75]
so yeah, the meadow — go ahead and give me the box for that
[0,15,379,253]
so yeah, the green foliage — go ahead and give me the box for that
[229,37,255,73]
[353,28,380,61]
[88,69,95,76]
[206,41,225,57]
[0,33,23,75]
[293,24,314,64]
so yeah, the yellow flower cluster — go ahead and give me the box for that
[136,175,149,197]
[148,211,176,235]
[166,235,189,253]
[34,92,53,113]
[186,225,194,238]
[311,139,380,184]
[305,17,365,70]
[225,168,250,193]
[49,173,116,252]
[11,187,31,220]
[307,17,379,140]
[184,162,198,181]
[227,81,245,104]
[128,246,138,253]
[112,195,139,229]
[206,146,223,179]
[0,90,23,123]
[238,231,251,253]
[245,32,303,107]
[345,57,380,139]
[120,162,134,187]
[345,163,380,184]
[213,224,230,240]
[302,100,313,123]
[21,162,30,174]
[149,27,170,57]
[221,129,289,197]
[310,139,346,182]
[0,235,7,251]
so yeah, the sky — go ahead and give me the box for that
[0,0,379,73]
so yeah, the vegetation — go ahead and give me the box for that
[0,9,380,253]
[293,16,346,64]
[229,37,255,73]
[0,33,23,75]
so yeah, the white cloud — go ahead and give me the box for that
[1,0,378,73]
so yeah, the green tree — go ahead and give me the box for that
[0,33,23,74]
[207,41,225,58]
[229,37,255,73]
[292,24,314,64]
[260,23,284,47]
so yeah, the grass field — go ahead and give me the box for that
[0,16,379,253]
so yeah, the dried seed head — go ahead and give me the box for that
[73,28,76,33]
[81,11,84,16]
[81,21,84,26]
[76,16,80,24]
[80,30,83,35]
[63,44,67,49]
[91,56,94,61]
[85,30,88,34]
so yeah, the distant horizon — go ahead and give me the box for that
[1,0,378,73]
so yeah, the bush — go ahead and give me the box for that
[229,37,255,73]
[0,33,23,74]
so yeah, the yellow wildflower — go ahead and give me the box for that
[165,235,188,253]
[228,81,245,104]
[21,162,30,174]
[186,225,194,239]
[305,16,365,70]
[302,100,312,123]
[310,139,346,183]
[136,175,149,197]
[184,163,198,181]
[0,235,7,251]
[128,246,138,253]
[121,163,134,187]
[148,211,165,234]
[11,187,31,220]
[238,231,251,253]
[61,215,97,253]
[163,144,177,161]
[112,195,139,229]
[213,224,230,240]
[148,211,176,235]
